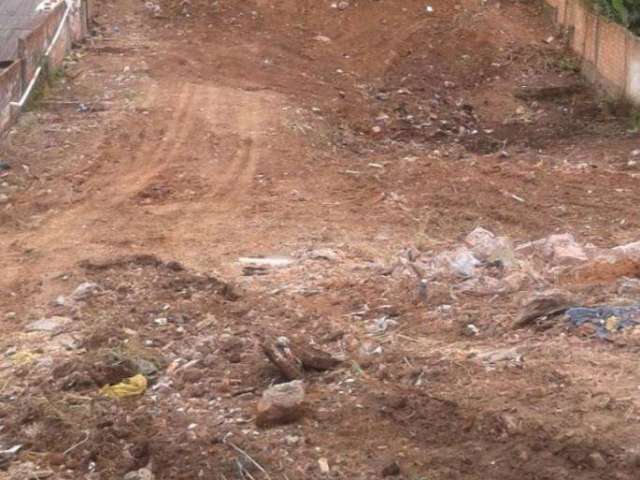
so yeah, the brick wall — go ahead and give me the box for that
[571,3,587,55]
[0,60,22,131]
[0,0,93,135]
[626,36,640,104]
[18,2,69,80]
[597,20,627,90]
[545,0,640,104]
[583,11,599,66]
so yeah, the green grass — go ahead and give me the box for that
[24,58,66,111]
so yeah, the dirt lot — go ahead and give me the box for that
[0,0,640,479]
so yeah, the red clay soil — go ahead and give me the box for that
[0,0,639,479]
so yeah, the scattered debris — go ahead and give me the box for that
[285,435,300,445]
[239,256,294,267]
[256,380,306,428]
[239,256,295,275]
[0,445,23,467]
[4,461,53,479]
[567,305,640,338]
[71,282,100,300]
[2,1,639,478]
[294,341,342,371]
[11,350,38,365]
[307,248,339,262]
[464,323,480,336]
[541,234,588,265]
[123,468,155,480]
[366,316,399,334]
[588,452,607,470]
[262,336,303,380]
[448,247,482,278]
[242,265,270,276]
[26,316,71,333]
[514,291,575,329]
[514,84,585,100]
[465,227,514,267]
[223,440,271,479]
[382,461,401,477]
[99,374,148,399]
[476,347,524,365]
[262,336,341,380]
[563,240,640,285]
[153,317,168,326]
[318,457,330,474]
[144,1,161,16]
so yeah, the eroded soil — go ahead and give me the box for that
[0,0,639,479]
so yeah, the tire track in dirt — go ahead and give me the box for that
[134,85,282,270]
[85,83,201,245]
[0,83,198,291]
[211,95,261,204]
[1,82,282,288]
[228,98,262,203]
[111,83,197,202]
[211,137,255,201]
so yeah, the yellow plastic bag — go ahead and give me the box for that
[605,315,620,333]
[100,374,148,399]
[11,351,38,365]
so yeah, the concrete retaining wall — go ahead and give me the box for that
[545,0,640,104]
[0,0,92,135]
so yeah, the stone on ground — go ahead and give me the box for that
[256,380,305,428]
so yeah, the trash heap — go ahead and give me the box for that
[390,227,640,339]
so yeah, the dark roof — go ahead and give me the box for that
[0,0,52,61]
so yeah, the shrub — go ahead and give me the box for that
[590,0,640,34]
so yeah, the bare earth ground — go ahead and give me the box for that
[0,0,640,479]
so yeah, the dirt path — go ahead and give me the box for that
[0,0,640,479]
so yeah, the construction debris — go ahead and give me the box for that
[262,336,342,380]
[256,380,306,428]
[99,374,148,399]
[514,291,575,329]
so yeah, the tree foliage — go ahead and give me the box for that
[591,0,640,34]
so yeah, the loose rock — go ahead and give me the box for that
[308,248,338,261]
[26,316,71,333]
[318,458,330,473]
[262,336,341,380]
[465,227,514,267]
[256,380,305,428]
[382,461,401,477]
[514,290,574,329]
[294,340,342,371]
[123,468,155,480]
[72,282,100,300]
[588,452,607,470]
[562,240,640,285]
[448,248,481,278]
[542,234,588,265]
[262,337,303,380]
